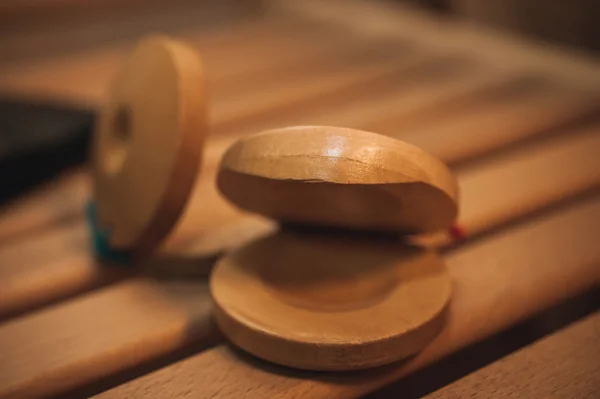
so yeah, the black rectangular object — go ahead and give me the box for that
[0,97,95,205]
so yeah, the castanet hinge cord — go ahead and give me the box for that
[449,223,467,241]
[85,201,132,265]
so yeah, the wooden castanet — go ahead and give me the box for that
[218,126,458,233]
[92,35,207,256]
[213,126,458,369]
[211,230,451,370]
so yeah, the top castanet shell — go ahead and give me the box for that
[217,126,458,233]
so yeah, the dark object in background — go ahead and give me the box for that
[0,98,94,205]
[453,0,600,53]
[397,0,600,53]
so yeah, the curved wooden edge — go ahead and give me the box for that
[211,234,451,370]
[92,35,208,254]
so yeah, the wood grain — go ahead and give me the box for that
[285,0,600,90]
[0,16,368,105]
[210,54,441,134]
[456,123,600,237]
[0,170,87,246]
[0,223,107,319]
[250,66,502,135]
[218,126,458,233]
[92,36,207,254]
[419,122,600,245]
[0,279,217,399]
[376,86,599,164]
[424,311,600,398]
[94,192,600,399]
[211,231,451,370]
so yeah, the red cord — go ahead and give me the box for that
[449,224,466,241]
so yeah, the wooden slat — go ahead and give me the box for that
[423,311,600,398]
[420,123,600,246]
[284,0,600,91]
[1,130,600,397]
[0,2,275,63]
[369,74,548,132]
[0,223,90,317]
[94,193,600,399]
[210,53,446,133]
[0,16,357,105]
[0,191,241,319]
[457,124,600,237]
[200,30,387,85]
[0,171,87,245]
[375,84,599,165]
[210,39,411,98]
[0,279,217,399]
[212,56,486,137]
[0,14,301,66]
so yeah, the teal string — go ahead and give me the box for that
[86,201,132,265]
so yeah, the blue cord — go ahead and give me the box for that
[86,201,132,265]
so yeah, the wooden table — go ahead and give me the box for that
[0,1,599,398]
[423,310,600,398]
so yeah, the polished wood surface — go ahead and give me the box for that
[0,0,599,398]
[424,310,600,398]
[218,126,458,233]
[92,36,207,255]
[213,126,458,369]
[211,231,452,370]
